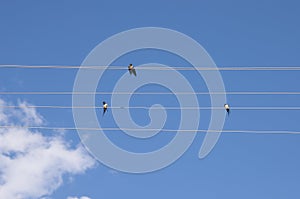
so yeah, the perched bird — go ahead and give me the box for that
[224,104,230,116]
[128,64,137,76]
[103,101,108,116]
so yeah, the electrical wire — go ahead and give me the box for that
[0,125,300,135]
[1,105,300,110]
[1,91,300,95]
[1,65,299,135]
[1,65,300,70]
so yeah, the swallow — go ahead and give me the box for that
[128,64,137,76]
[103,101,108,116]
[224,104,230,116]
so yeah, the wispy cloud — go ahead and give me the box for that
[18,100,44,125]
[0,99,96,199]
[0,99,44,126]
[109,169,119,176]
[67,196,91,199]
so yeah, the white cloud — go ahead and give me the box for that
[0,99,97,199]
[0,99,44,126]
[18,101,44,125]
[0,99,8,124]
[67,196,91,199]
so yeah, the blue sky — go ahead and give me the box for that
[1,0,300,198]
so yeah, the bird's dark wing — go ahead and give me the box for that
[103,108,107,116]
[128,68,133,75]
[132,68,137,76]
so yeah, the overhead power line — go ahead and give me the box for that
[1,65,300,70]
[0,125,300,135]
[1,105,300,110]
[1,91,300,95]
